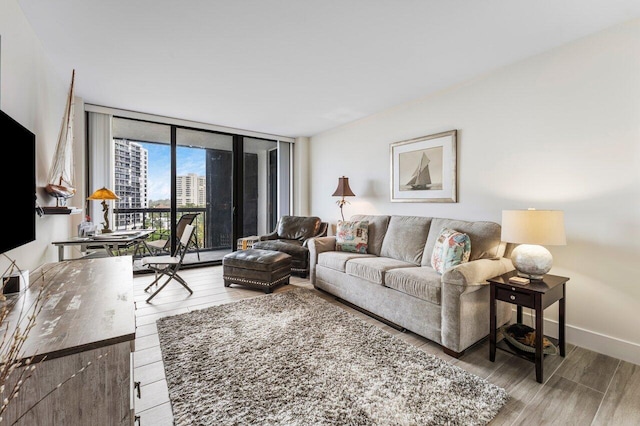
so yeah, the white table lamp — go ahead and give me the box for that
[501,209,566,280]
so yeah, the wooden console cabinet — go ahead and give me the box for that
[2,257,136,425]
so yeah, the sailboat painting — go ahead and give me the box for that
[400,148,443,191]
[45,70,76,206]
[390,130,457,203]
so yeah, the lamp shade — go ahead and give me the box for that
[501,209,566,246]
[87,187,119,201]
[332,176,355,197]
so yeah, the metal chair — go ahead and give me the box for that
[142,224,195,303]
[147,212,200,260]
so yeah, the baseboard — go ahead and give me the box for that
[512,310,640,366]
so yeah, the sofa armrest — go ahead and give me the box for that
[440,257,515,353]
[442,257,514,292]
[259,230,278,241]
[307,236,336,284]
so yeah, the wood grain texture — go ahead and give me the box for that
[486,345,575,425]
[514,375,603,425]
[4,257,135,362]
[592,362,640,425]
[4,341,133,426]
[554,346,620,392]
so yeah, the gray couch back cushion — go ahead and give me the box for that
[380,216,432,264]
[349,214,391,256]
[422,218,504,265]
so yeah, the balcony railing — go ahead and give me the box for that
[112,207,210,251]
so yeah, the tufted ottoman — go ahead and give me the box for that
[223,249,292,294]
[251,240,311,278]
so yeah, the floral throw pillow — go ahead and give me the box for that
[431,228,471,274]
[336,220,369,253]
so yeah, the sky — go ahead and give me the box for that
[141,142,205,201]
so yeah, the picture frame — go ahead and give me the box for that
[390,129,457,202]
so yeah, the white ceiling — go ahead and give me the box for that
[18,0,640,138]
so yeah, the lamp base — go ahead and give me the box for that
[516,270,545,281]
[511,244,552,281]
[101,228,113,234]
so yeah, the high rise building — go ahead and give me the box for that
[177,173,206,207]
[113,139,149,228]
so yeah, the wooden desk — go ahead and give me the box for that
[52,229,155,261]
[488,271,569,383]
[2,257,136,425]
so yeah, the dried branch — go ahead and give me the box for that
[8,351,109,425]
[0,256,49,421]
[0,256,110,424]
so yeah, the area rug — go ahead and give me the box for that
[156,288,508,425]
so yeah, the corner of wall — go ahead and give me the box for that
[293,137,310,216]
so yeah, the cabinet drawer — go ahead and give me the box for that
[495,286,534,308]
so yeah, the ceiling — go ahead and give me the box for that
[18,1,640,138]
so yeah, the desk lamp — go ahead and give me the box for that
[88,187,119,233]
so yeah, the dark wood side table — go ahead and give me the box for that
[488,271,569,383]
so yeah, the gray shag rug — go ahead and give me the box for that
[157,288,508,425]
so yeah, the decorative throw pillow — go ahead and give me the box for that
[336,220,369,253]
[431,228,471,274]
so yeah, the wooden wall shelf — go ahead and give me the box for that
[42,206,82,215]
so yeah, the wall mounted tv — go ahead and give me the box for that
[0,109,36,254]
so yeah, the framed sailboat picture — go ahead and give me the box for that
[390,130,457,202]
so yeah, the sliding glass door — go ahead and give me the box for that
[242,138,278,238]
[92,113,291,268]
[176,127,233,259]
[111,118,171,232]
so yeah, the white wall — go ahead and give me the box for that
[310,19,640,364]
[0,0,78,273]
[257,149,268,236]
[293,136,310,216]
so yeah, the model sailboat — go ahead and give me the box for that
[45,70,76,206]
[405,152,432,190]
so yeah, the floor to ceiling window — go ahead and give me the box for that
[87,109,293,268]
[242,138,279,237]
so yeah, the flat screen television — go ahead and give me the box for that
[1,109,36,254]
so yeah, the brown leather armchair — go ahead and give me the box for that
[252,215,328,278]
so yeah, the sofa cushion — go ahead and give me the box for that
[277,215,322,240]
[431,228,471,274]
[346,257,415,285]
[380,216,432,265]
[349,215,391,256]
[384,267,442,305]
[336,220,369,253]
[318,251,375,273]
[422,218,503,265]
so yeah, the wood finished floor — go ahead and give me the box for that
[132,266,640,425]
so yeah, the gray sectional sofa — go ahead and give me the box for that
[308,214,515,357]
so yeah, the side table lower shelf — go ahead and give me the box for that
[496,335,559,363]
